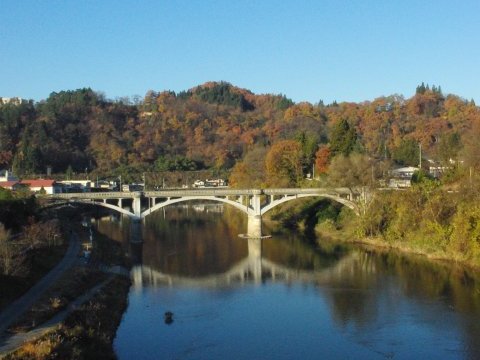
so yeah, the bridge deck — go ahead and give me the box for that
[46,188,356,199]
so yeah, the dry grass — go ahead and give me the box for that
[0,244,67,312]
[8,267,108,334]
[5,276,131,360]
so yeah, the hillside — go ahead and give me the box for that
[0,82,479,184]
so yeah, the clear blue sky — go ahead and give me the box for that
[1,0,479,104]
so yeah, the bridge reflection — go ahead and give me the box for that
[130,238,376,289]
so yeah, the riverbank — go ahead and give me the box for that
[1,215,132,359]
[317,224,480,272]
[0,245,67,313]
[267,194,480,272]
[3,276,130,360]
[0,201,84,312]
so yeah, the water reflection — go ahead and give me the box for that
[91,204,480,359]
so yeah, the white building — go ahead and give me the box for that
[0,97,22,105]
[388,167,420,188]
[57,180,92,192]
[0,170,19,182]
[20,179,61,194]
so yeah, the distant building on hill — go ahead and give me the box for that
[0,170,19,182]
[0,97,22,105]
[388,167,419,188]
[57,180,92,193]
[20,179,61,194]
[0,181,22,191]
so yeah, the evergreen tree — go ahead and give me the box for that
[416,82,426,94]
[329,119,357,156]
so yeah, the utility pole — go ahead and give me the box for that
[419,143,422,169]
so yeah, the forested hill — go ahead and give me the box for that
[1,81,479,183]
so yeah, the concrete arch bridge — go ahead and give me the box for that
[45,188,364,238]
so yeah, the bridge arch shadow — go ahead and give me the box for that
[260,193,358,216]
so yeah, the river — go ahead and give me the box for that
[92,203,480,359]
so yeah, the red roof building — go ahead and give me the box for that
[20,179,60,194]
[0,181,22,191]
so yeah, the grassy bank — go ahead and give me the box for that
[7,267,108,333]
[267,189,480,271]
[0,242,68,313]
[4,276,131,360]
[0,201,88,312]
[3,209,132,359]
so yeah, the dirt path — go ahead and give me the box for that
[0,233,81,336]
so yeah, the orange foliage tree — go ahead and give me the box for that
[265,140,303,187]
[315,145,331,175]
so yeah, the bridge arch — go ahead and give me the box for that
[45,199,137,218]
[141,196,251,219]
[261,193,359,216]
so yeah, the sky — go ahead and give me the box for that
[0,0,479,104]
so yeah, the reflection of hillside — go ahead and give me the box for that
[141,204,248,276]
[262,236,348,270]
[93,204,480,359]
[319,249,480,360]
[93,215,130,246]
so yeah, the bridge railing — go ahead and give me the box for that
[45,188,359,200]
[144,189,262,197]
[263,188,354,196]
[46,192,138,199]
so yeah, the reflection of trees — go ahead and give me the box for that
[93,214,130,247]
[321,251,379,328]
[95,205,480,359]
[321,248,480,358]
[372,252,480,314]
[262,235,348,271]
[141,203,248,276]
[373,252,480,359]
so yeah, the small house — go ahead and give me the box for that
[0,181,22,191]
[20,179,60,194]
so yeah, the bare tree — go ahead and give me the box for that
[0,223,13,275]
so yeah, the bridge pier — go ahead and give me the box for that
[129,218,143,243]
[247,215,263,238]
[132,192,142,219]
[247,237,263,283]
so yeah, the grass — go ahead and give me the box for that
[2,205,133,359]
[5,276,131,360]
[3,215,133,359]
[7,267,108,334]
[0,244,68,312]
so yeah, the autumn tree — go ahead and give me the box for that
[265,140,303,187]
[229,146,267,188]
[391,139,420,167]
[438,132,462,164]
[314,145,331,175]
[327,153,373,190]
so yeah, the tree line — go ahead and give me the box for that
[0,82,479,186]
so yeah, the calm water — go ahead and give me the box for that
[94,204,480,359]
